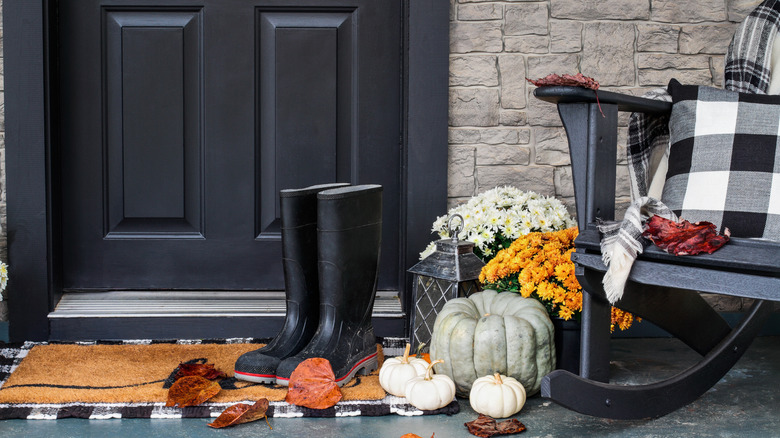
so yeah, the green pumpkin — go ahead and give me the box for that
[430,289,555,397]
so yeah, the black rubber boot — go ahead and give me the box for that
[234,183,349,383]
[275,185,383,387]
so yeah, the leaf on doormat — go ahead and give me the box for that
[465,414,526,437]
[165,376,222,408]
[207,399,271,429]
[284,357,343,409]
[176,362,227,381]
[642,215,730,256]
[525,73,599,91]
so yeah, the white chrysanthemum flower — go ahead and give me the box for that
[431,215,448,233]
[486,211,502,228]
[500,213,515,228]
[504,224,520,240]
[521,215,534,230]
[468,231,485,249]
[420,186,575,260]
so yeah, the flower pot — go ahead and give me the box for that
[552,317,581,374]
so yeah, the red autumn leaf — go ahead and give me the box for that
[176,362,227,381]
[400,434,434,438]
[525,73,600,91]
[465,414,527,437]
[285,357,343,409]
[165,376,222,407]
[642,215,730,256]
[207,398,271,429]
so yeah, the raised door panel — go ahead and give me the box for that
[257,11,353,235]
[104,10,203,237]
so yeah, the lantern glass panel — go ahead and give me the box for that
[408,214,485,351]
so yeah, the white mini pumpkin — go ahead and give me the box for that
[404,360,456,411]
[379,343,430,396]
[469,373,527,418]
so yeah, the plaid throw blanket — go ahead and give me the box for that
[599,0,780,303]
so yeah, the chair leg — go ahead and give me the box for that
[541,299,772,419]
[579,289,611,382]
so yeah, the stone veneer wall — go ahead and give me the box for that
[447,0,764,311]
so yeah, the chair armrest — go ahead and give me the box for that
[533,86,672,115]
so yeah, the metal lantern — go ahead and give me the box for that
[408,214,485,351]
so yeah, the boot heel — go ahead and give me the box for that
[335,353,379,387]
[358,356,379,375]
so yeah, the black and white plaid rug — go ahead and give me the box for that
[0,338,459,420]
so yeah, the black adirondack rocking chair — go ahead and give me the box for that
[533,85,780,420]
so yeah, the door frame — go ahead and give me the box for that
[4,0,449,342]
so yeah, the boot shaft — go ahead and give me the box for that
[316,185,383,319]
[279,183,350,306]
[279,182,351,230]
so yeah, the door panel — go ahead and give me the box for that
[105,10,203,236]
[257,12,353,236]
[59,0,401,291]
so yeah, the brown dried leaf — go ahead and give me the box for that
[465,414,526,437]
[495,419,526,435]
[642,215,730,256]
[176,362,227,381]
[525,73,599,90]
[284,357,343,409]
[165,376,222,408]
[207,399,271,429]
[526,73,603,116]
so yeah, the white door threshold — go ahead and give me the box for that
[49,291,404,319]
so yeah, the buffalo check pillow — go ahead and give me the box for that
[664,79,780,239]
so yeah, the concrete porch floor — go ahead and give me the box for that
[0,335,778,437]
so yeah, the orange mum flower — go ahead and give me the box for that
[479,227,637,331]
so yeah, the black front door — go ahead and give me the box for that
[58,0,401,292]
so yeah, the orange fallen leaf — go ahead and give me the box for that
[207,399,271,429]
[285,357,343,409]
[165,376,222,407]
[400,434,434,438]
[176,362,227,381]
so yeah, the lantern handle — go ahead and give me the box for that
[447,214,464,242]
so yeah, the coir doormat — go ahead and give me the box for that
[0,338,459,420]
